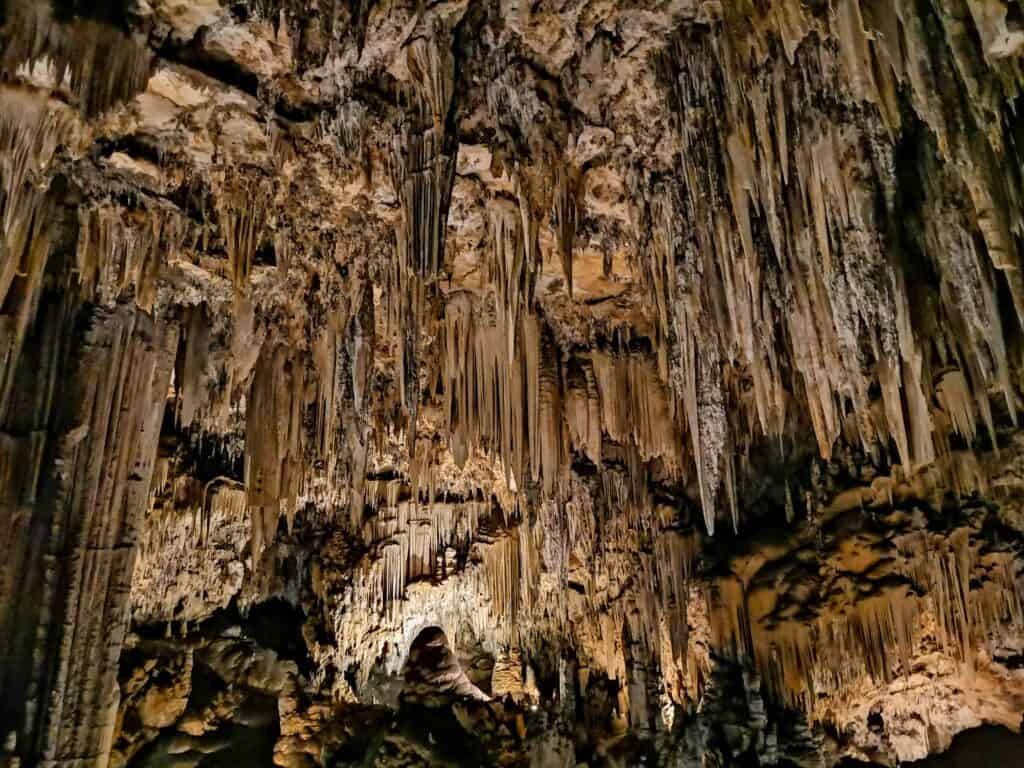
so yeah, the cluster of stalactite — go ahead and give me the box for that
[213,174,273,292]
[0,92,79,415]
[314,0,1024,729]
[710,522,1024,717]
[627,0,1024,535]
[0,11,194,760]
[1,0,153,117]
[1,1,1023,765]
[387,21,459,445]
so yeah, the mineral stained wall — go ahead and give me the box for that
[1,0,1024,766]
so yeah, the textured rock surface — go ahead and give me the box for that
[1,0,1024,766]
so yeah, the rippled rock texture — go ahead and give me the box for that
[1,0,1024,766]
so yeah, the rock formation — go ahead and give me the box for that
[1,0,1023,765]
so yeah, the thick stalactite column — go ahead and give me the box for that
[0,305,176,768]
[389,22,459,448]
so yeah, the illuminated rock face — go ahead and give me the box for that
[1,0,1023,766]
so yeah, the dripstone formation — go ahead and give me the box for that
[1,0,1024,766]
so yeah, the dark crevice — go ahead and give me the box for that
[158,38,261,100]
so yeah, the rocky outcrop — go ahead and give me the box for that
[1,0,1023,766]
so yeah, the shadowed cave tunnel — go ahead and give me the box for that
[842,726,1024,767]
[401,626,490,704]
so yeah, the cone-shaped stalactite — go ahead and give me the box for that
[389,21,459,453]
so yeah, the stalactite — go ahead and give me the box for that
[177,306,211,429]
[709,521,1024,716]
[590,349,680,469]
[553,162,581,297]
[641,1,1024,532]
[365,497,490,602]
[391,126,456,281]
[513,171,541,309]
[214,176,272,293]
[244,343,305,558]
[405,24,454,134]
[489,198,527,362]
[75,203,186,311]
[3,3,1023,762]
[388,26,458,449]
[481,531,523,622]
[1,2,153,117]
[655,530,697,661]
[441,291,571,495]
[897,527,1024,664]
[309,278,374,517]
[0,90,79,422]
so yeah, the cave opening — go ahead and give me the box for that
[401,626,489,703]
